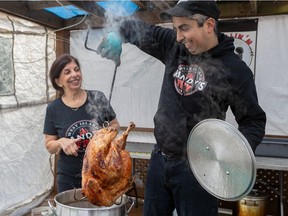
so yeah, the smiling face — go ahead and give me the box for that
[172,16,218,55]
[55,61,82,92]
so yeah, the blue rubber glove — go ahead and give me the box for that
[97,32,122,66]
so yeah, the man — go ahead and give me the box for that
[97,1,266,215]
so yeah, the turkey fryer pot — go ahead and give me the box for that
[48,188,134,216]
[187,119,256,201]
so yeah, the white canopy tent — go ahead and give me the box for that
[0,10,288,215]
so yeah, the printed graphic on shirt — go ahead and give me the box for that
[173,64,207,96]
[65,120,101,153]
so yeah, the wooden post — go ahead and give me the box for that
[52,29,70,193]
[56,30,70,56]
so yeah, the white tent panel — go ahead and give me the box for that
[0,11,55,214]
[256,15,288,136]
[0,105,54,214]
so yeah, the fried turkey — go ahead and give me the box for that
[82,122,135,206]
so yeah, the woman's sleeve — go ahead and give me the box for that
[43,104,57,135]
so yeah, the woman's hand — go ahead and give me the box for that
[58,137,82,156]
[45,135,81,156]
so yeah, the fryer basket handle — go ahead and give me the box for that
[48,200,58,216]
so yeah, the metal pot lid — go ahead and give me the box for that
[187,119,256,201]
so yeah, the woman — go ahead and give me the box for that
[43,54,120,192]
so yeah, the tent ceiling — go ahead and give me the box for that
[0,1,288,30]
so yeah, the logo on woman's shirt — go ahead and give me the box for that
[66,120,101,152]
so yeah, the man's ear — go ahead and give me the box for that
[205,18,216,33]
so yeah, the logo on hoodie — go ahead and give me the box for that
[173,64,207,96]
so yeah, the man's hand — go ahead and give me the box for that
[97,32,122,66]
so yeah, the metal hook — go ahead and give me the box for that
[73,188,87,201]
[84,29,99,53]
[103,121,110,128]
[114,196,123,205]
